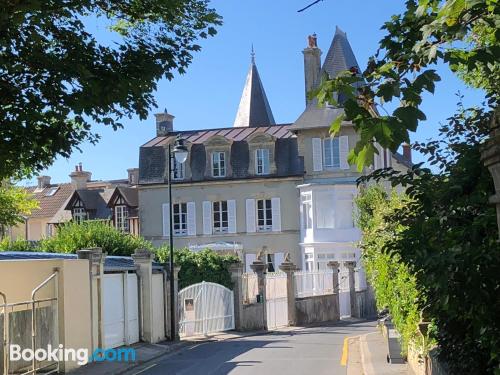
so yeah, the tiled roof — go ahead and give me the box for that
[141,123,294,148]
[26,183,74,219]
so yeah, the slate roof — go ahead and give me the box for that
[25,183,74,219]
[108,187,139,208]
[65,188,114,219]
[322,26,361,79]
[233,53,276,128]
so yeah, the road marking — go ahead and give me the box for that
[134,363,157,374]
[340,336,349,366]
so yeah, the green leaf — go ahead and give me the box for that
[330,113,345,136]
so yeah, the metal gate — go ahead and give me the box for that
[178,282,234,337]
[0,271,59,375]
[102,273,139,349]
[265,272,288,329]
[339,268,351,318]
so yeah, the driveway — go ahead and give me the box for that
[126,320,380,375]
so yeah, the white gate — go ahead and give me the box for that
[151,273,165,343]
[339,268,351,318]
[266,272,288,329]
[103,273,139,349]
[178,281,234,337]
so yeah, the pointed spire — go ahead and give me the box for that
[321,26,360,78]
[233,47,276,128]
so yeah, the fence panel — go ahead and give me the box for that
[242,273,258,304]
[294,270,334,298]
[265,272,288,329]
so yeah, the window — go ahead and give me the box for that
[316,191,335,228]
[173,203,187,235]
[323,138,340,168]
[301,193,313,229]
[213,201,228,233]
[266,254,275,272]
[73,207,87,224]
[255,149,270,175]
[212,151,226,177]
[44,187,59,197]
[172,159,185,180]
[257,199,272,231]
[115,205,129,232]
[46,223,54,237]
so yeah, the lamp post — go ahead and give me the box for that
[167,135,188,340]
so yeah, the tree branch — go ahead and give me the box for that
[297,0,324,13]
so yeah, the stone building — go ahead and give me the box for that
[138,27,412,272]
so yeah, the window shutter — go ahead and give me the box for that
[246,199,256,233]
[202,201,212,235]
[263,149,270,174]
[228,200,237,234]
[187,202,196,236]
[339,135,349,169]
[162,203,170,237]
[312,138,323,171]
[271,197,281,232]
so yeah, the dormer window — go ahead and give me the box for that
[172,159,185,180]
[212,151,226,178]
[73,207,87,224]
[323,138,340,168]
[255,149,270,175]
[115,205,129,232]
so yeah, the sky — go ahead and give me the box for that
[22,0,485,186]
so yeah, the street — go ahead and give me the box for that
[128,320,386,375]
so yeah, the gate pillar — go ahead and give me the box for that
[250,257,267,329]
[229,262,244,330]
[279,258,296,326]
[132,249,154,343]
[344,261,359,318]
[327,261,341,321]
[165,264,181,340]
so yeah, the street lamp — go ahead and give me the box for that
[167,134,188,340]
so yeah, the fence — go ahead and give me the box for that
[294,270,334,298]
[242,273,259,304]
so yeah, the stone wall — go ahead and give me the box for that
[240,303,265,331]
[295,294,339,325]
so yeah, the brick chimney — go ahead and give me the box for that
[37,175,51,189]
[303,33,322,106]
[127,168,139,185]
[402,143,412,163]
[69,163,92,189]
[155,109,174,136]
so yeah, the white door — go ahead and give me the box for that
[266,273,288,329]
[103,273,140,349]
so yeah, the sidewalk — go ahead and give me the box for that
[347,329,408,375]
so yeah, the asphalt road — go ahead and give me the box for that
[130,320,378,375]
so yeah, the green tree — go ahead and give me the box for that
[0,182,38,237]
[313,0,499,169]
[0,0,221,179]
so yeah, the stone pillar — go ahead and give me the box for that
[250,258,267,329]
[345,261,360,318]
[328,261,341,321]
[229,262,244,330]
[279,259,297,326]
[303,38,322,106]
[77,247,105,350]
[165,263,180,340]
[481,108,500,240]
[132,249,154,343]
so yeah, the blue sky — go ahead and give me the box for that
[23,0,484,185]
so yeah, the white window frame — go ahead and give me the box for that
[172,159,185,180]
[255,149,270,175]
[213,201,229,233]
[212,151,226,178]
[256,199,272,232]
[323,138,340,168]
[73,207,87,224]
[301,193,313,230]
[173,202,188,236]
[115,205,129,232]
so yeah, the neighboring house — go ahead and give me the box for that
[9,165,140,241]
[137,27,412,273]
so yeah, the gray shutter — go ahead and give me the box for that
[187,202,196,236]
[162,203,170,237]
[246,199,256,233]
[271,197,281,232]
[202,201,212,235]
[228,200,237,234]
[312,138,323,171]
[340,135,349,169]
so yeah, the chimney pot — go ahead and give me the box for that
[402,143,412,163]
[70,165,91,189]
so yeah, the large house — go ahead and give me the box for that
[137,27,412,273]
[8,165,140,241]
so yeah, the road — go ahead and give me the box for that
[129,320,379,375]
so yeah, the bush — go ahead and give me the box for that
[0,237,37,251]
[156,247,239,290]
[39,220,153,256]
